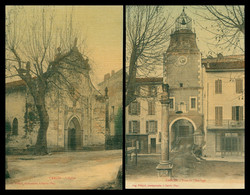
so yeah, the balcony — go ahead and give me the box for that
[207,120,245,130]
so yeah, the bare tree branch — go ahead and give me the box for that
[5,6,90,155]
[126,6,172,106]
[192,5,244,54]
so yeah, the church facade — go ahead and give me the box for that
[5,46,107,153]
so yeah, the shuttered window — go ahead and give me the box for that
[148,101,155,115]
[215,79,222,94]
[215,106,223,126]
[190,97,196,109]
[146,120,158,134]
[129,121,140,134]
[128,101,140,115]
[169,98,174,109]
[236,79,243,94]
[232,106,243,121]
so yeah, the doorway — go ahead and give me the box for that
[12,118,18,135]
[151,138,156,153]
[68,128,76,150]
[68,117,82,150]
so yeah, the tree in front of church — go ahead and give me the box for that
[5,6,89,155]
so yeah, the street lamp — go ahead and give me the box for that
[156,83,173,177]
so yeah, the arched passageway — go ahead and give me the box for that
[170,119,194,151]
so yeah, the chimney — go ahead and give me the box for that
[104,73,110,81]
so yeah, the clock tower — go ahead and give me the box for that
[163,8,201,87]
[162,8,204,150]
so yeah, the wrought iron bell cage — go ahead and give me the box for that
[175,8,192,31]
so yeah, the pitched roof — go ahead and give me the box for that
[202,54,245,71]
[136,77,163,83]
[5,79,27,90]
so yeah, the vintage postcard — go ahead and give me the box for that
[5,5,123,190]
[125,5,244,189]
[5,4,245,190]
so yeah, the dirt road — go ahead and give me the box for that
[126,148,244,189]
[6,150,122,190]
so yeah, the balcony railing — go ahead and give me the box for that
[207,120,245,129]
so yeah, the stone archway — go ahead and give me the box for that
[169,117,196,150]
[67,117,82,150]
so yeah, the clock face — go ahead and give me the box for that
[178,56,187,65]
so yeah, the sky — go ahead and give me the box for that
[161,6,244,57]
[71,6,123,84]
[127,5,244,78]
[6,6,123,85]
[6,6,244,83]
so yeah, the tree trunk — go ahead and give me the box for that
[126,47,138,106]
[33,95,49,155]
[5,158,10,178]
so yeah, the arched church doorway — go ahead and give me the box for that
[12,118,18,135]
[170,119,194,151]
[68,117,82,150]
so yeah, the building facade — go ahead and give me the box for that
[98,69,123,149]
[125,9,245,159]
[126,78,163,153]
[5,46,106,153]
[202,55,245,158]
[126,9,204,154]
[163,9,204,152]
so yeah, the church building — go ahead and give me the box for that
[5,46,107,153]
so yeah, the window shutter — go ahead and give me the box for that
[169,98,173,109]
[215,80,222,94]
[137,102,140,115]
[146,121,149,133]
[236,80,239,93]
[148,101,151,115]
[220,107,223,124]
[155,121,158,132]
[129,121,132,133]
[137,121,140,133]
[128,104,131,115]
[219,80,222,93]
[215,80,218,94]
[152,101,155,115]
[236,79,243,94]
[239,106,243,120]
[215,107,223,126]
[232,106,236,120]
